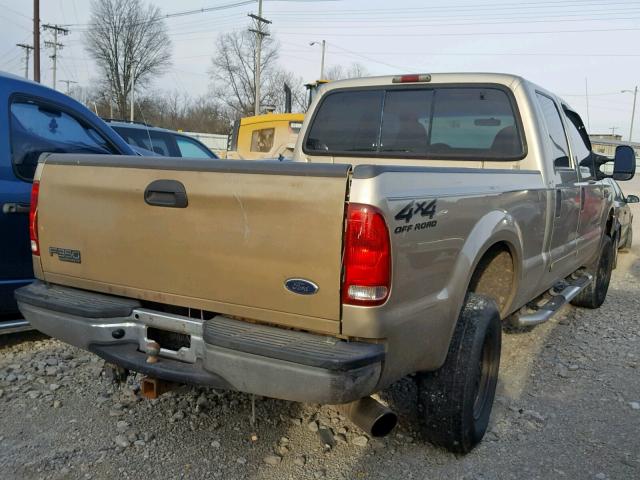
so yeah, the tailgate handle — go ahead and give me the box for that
[144,180,188,208]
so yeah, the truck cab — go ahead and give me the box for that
[0,71,134,331]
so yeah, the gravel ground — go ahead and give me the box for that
[2,208,640,480]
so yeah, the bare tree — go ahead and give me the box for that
[210,30,296,117]
[265,70,307,113]
[85,0,172,117]
[324,63,369,81]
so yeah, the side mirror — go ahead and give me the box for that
[626,194,639,204]
[554,156,571,169]
[613,145,636,181]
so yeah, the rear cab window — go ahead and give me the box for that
[10,99,115,181]
[304,85,525,160]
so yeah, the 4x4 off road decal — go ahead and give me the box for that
[393,199,438,234]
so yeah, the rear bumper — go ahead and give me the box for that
[0,318,32,334]
[16,282,384,403]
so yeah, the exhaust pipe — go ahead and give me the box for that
[337,396,398,437]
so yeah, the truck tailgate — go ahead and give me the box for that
[36,155,350,334]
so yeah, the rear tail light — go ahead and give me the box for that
[29,181,40,256]
[342,203,391,306]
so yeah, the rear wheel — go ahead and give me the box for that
[417,293,501,454]
[571,235,614,309]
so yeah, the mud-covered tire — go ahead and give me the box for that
[417,293,501,454]
[620,228,632,252]
[571,235,614,309]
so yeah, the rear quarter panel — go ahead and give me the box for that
[344,166,548,385]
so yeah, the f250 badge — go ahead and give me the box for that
[393,199,438,234]
[49,247,81,264]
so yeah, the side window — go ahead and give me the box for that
[113,127,172,156]
[176,136,215,159]
[611,181,623,201]
[535,93,571,170]
[380,89,432,154]
[10,100,113,181]
[563,110,592,179]
[305,90,383,153]
[250,128,275,153]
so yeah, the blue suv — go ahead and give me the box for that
[0,71,135,332]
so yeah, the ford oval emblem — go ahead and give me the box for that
[285,278,319,295]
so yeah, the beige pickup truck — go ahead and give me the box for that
[16,73,636,453]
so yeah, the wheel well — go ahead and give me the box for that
[467,243,515,317]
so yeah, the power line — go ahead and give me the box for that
[63,0,256,28]
[0,1,32,20]
[269,8,640,24]
[277,26,640,37]
[273,14,640,30]
[270,0,640,16]
[59,79,78,94]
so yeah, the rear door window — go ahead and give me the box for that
[304,86,523,159]
[10,100,114,181]
[536,93,571,170]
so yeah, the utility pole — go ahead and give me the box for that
[59,79,77,95]
[33,0,40,83]
[622,87,638,142]
[130,65,136,122]
[43,24,69,90]
[249,0,271,116]
[610,126,618,137]
[16,44,34,79]
[130,76,135,122]
[584,78,591,131]
[310,40,326,79]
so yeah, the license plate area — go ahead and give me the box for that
[147,327,191,352]
[134,309,205,364]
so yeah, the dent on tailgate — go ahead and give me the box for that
[36,156,351,334]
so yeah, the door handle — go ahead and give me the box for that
[144,180,188,208]
[555,189,562,218]
[2,202,30,214]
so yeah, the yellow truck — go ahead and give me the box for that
[226,113,304,160]
[225,81,328,160]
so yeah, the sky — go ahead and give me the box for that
[0,0,639,140]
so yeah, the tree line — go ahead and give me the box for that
[83,0,367,135]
